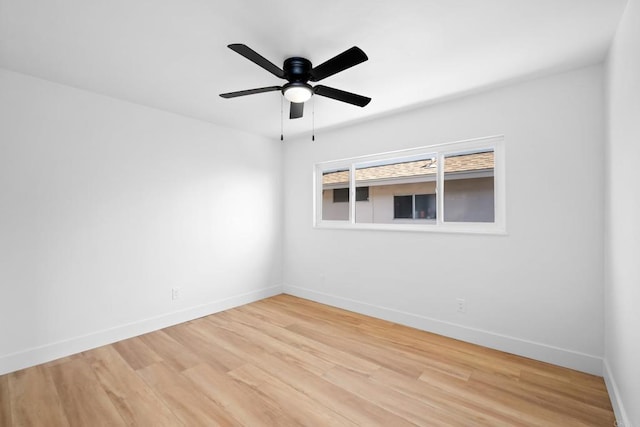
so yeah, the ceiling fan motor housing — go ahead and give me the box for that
[283,57,312,82]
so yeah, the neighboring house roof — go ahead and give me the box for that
[323,151,494,186]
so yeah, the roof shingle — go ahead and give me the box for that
[323,151,494,186]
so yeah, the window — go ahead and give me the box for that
[394,195,413,219]
[356,187,369,202]
[333,188,349,203]
[394,194,436,219]
[315,135,505,234]
[333,187,369,203]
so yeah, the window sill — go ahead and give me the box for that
[314,221,507,235]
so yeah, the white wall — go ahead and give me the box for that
[0,69,283,375]
[283,65,606,374]
[605,0,640,424]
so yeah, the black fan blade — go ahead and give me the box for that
[220,86,281,98]
[314,85,371,107]
[309,47,368,82]
[228,44,285,79]
[290,102,304,119]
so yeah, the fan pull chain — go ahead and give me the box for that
[312,96,315,142]
[280,96,284,141]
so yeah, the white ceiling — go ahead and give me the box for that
[0,0,627,139]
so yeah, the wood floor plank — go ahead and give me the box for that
[234,348,415,427]
[207,311,336,376]
[518,360,610,393]
[323,365,460,426]
[48,358,124,426]
[0,374,12,427]
[286,321,427,378]
[0,295,615,426]
[225,306,381,375]
[418,366,589,426]
[268,294,368,327]
[138,330,202,372]
[351,317,520,379]
[8,366,70,427]
[236,303,299,327]
[39,354,82,368]
[371,367,528,426]
[112,336,163,371]
[183,363,300,426]
[463,371,598,426]
[469,369,615,426]
[83,345,181,426]
[162,320,245,372]
[137,362,236,426]
[518,368,613,409]
[252,358,417,427]
[229,363,357,426]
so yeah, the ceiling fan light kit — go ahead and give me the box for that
[282,82,313,103]
[220,43,371,125]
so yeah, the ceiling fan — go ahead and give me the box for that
[220,44,371,119]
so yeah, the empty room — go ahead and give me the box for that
[1,0,638,425]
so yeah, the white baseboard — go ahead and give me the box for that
[0,285,282,376]
[283,284,603,376]
[603,359,632,427]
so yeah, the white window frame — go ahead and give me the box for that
[313,135,506,234]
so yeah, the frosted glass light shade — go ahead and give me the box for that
[283,84,313,103]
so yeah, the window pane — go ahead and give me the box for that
[415,194,436,219]
[443,150,495,222]
[356,186,369,201]
[354,155,437,223]
[394,196,413,218]
[333,188,349,203]
[322,169,350,221]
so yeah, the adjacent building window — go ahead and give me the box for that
[394,195,413,219]
[356,187,369,202]
[333,188,349,203]
[315,135,505,233]
[333,187,369,203]
[394,194,436,219]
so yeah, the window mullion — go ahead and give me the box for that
[436,153,444,225]
[412,194,416,219]
[349,164,356,224]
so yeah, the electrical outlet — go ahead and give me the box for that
[456,298,466,313]
[172,287,181,300]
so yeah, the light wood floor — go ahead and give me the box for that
[0,295,614,426]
